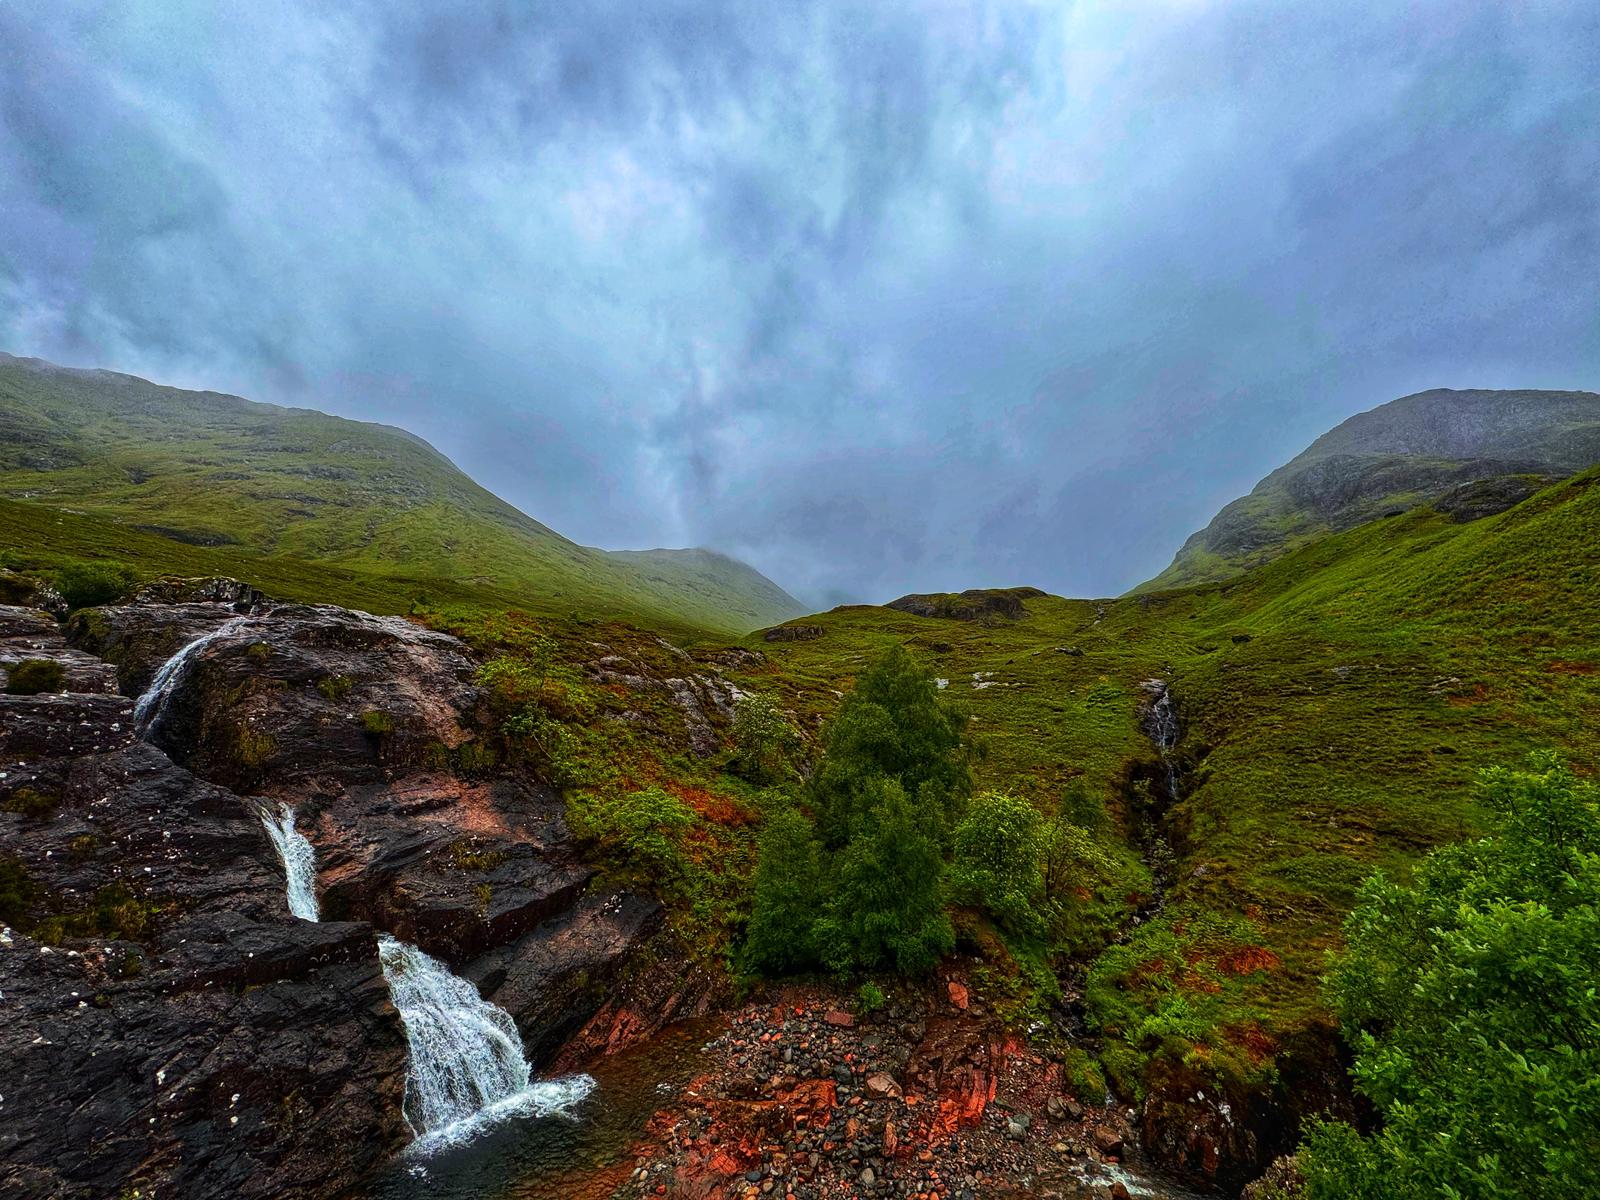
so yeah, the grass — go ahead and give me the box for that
[751,468,1600,1100]
[0,356,803,634]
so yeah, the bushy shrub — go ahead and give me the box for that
[950,790,1046,936]
[1299,754,1600,1199]
[731,692,801,784]
[5,658,66,695]
[568,786,696,884]
[54,560,136,610]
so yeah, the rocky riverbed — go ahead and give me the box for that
[599,982,1199,1200]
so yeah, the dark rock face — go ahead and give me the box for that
[2,586,674,1199]
[1,604,120,694]
[1434,473,1554,522]
[762,622,825,642]
[886,586,1046,622]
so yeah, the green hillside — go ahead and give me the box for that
[0,353,803,634]
[1140,387,1600,592]
[749,466,1600,1112]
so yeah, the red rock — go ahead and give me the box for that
[947,981,969,1010]
[825,1009,855,1027]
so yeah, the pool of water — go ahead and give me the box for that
[361,1018,722,1200]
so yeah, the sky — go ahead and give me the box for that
[2,1,1598,606]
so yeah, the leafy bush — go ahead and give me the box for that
[54,560,136,609]
[745,645,967,980]
[950,790,1046,936]
[731,692,801,784]
[1299,754,1600,1199]
[5,658,66,695]
[858,981,887,1013]
[568,786,696,884]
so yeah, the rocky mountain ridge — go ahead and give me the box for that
[1141,387,1600,591]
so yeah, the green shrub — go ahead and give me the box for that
[54,560,136,609]
[815,777,954,975]
[731,692,801,784]
[568,786,696,883]
[1299,754,1600,1199]
[811,644,970,848]
[858,981,887,1013]
[6,659,66,695]
[950,790,1046,937]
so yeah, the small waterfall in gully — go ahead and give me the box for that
[377,936,595,1154]
[133,617,249,736]
[257,802,320,921]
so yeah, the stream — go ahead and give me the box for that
[362,1018,722,1200]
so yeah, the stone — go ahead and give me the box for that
[947,980,969,1010]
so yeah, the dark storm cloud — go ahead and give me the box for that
[2,1,1598,605]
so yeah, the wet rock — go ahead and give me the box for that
[947,980,970,1010]
[0,605,120,694]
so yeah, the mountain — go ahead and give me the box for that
[0,353,803,633]
[1138,387,1600,591]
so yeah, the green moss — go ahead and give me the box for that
[359,710,395,736]
[316,673,354,701]
[244,641,272,664]
[448,840,509,871]
[5,658,66,695]
[234,727,277,768]
[33,882,163,945]
[0,855,37,927]
[2,786,58,820]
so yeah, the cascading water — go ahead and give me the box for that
[377,935,595,1154]
[258,802,320,921]
[133,617,250,736]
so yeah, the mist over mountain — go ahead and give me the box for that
[3,3,1598,602]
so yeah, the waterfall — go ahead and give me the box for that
[133,617,250,736]
[258,802,320,921]
[377,935,595,1154]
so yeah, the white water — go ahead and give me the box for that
[377,935,595,1154]
[133,617,250,735]
[258,802,320,921]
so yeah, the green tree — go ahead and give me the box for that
[731,692,801,785]
[1300,753,1600,1200]
[950,790,1046,936]
[815,777,954,975]
[811,644,968,847]
[742,806,825,974]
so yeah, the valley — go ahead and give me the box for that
[1,370,1597,1199]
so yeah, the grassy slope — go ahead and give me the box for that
[0,355,803,634]
[1141,388,1600,592]
[754,468,1600,1089]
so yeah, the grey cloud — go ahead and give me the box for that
[1,1,1598,606]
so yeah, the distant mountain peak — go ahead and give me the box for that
[1138,387,1600,592]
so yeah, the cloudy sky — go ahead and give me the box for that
[3,2,1597,604]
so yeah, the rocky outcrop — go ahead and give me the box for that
[1,586,674,1199]
[1,604,119,693]
[762,622,825,642]
[886,587,1046,622]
